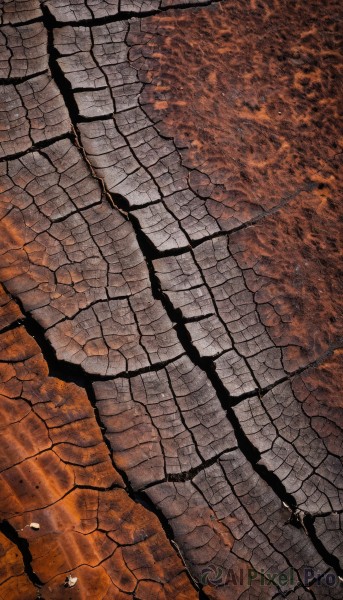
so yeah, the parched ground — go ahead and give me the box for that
[0,0,342,598]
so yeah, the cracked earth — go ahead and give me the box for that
[0,0,342,598]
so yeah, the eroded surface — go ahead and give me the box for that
[0,0,342,598]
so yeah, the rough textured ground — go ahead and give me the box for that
[0,0,342,598]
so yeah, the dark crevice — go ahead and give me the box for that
[43,16,131,224]
[0,520,43,588]
[42,7,80,126]
[75,112,114,122]
[42,0,224,28]
[199,590,212,600]
[0,316,26,335]
[0,16,43,27]
[0,69,49,85]
[231,412,297,512]
[0,132,73,163]
[128,204,299,515]
[109,192,131,213]
[304,515,343,578]
[20,308,92,388]
[6,286,185,383]
[142,449,236,488]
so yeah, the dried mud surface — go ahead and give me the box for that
[0,0,342,598]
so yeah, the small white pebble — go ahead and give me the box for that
[65,575,78,588]
[29,522,40,530]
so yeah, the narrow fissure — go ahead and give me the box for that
[42,0,225,29]
[0,70,49,85]
[42,7,80,127]
[304,515,343,578]
[128,215,299,513]
[0,520,43,589]
[0,132,73,163]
